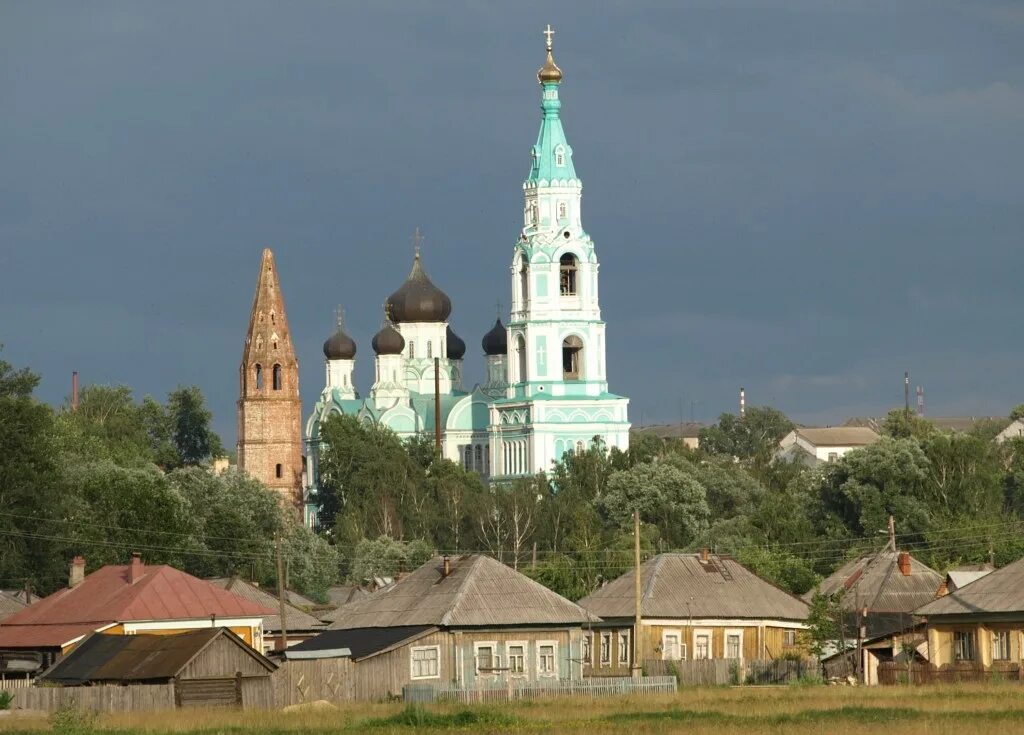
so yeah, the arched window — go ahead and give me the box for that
[464,445,473,471]
[275,463,283,479]
[519,262,529,307]
[562,336,583,380]
[474,444,483,469]
[557,202,567,220]
[559,253,578,296]
[409,341,415,358]
[270,311,276,325]
[555,147,565,166]
[272,364,282,390]
[516,334,527,383]
[255,364,264,390]
[427,341,433,359]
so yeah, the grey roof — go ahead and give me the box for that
[0,591,29,622]
[805,550,943,613]
[578,553,809,621]
[793,427,879,447]
[918,557,1024,616]
[325,585,371,607]
[632,423,705,439]
[328,555,596,630]
[206,578,325,633]
[947,570,992,591]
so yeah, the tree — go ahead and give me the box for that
[1010,405,1024,422]
[803,591,846,664]
[698,407,793,464]
[880,409,935,440]
[167,386,223,466]
[735,546,819,595]
[599,461,710,548]
[347,536,433,584]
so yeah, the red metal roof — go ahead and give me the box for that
[0,563,274,649]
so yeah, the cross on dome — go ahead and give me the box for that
[411,227,424,258]
[543,24,555,51]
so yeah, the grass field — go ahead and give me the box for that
[4,683,1024,734]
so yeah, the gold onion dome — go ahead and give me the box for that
[537,24,562,83]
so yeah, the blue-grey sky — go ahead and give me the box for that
[2,1,1023,442]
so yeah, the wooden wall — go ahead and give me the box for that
[12,683,176,712]
[928,622,1024,667]
[179,636,272,679]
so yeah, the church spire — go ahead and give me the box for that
[528,24,576,183]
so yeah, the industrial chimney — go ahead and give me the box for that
[71,371,79,412]
[739,388,746,418]
[916,386,925,417]
[69,556,86,588]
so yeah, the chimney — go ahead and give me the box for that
[71,371,79,412]
[739,388,746,418]
[699,548,709,563]
[442,556,451,578]
[129,553,144,583]
[897,551,911,576]
[69,556,86,588]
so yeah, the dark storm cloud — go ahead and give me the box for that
[1,1,1022,440]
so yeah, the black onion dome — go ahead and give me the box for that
[446,325,466,360]
[481,318,507,356]
[323,322,357,360]
[385,253,452,323]
[371,323,405,355]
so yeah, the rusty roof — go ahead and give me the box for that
[0,562,273,649]
[39,629,275,684]
[917,556,1024,616]
[328,555,596,630]
[805,550,943,613]
[206,578,325,632]
[579,553,809,621]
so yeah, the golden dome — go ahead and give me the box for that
[537,49,563,84]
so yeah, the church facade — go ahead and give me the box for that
[302,30,629,524]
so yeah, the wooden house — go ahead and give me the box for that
[0,555,272,675]
[38,628,276,707]
[578,552,809,676]
[287,554,596,699]
[206,577,326,652]
[916,556,1024,670]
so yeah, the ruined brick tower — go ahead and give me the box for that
[237,248,303,509]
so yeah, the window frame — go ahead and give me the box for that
[409,645,441,681]
[724,628,743,660]
[953,630,976,662]
[473,641,500,676]
[599,631,612,666]
[662,630,683,661]
[582,633,592,666]
[618,630,631,666]
[693,628,713,660]
[506,640,528,678]
[993,630,1011,661]
[783,629,797,647]
[537,639,558,678]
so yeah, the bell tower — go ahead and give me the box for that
[237,248,303,509]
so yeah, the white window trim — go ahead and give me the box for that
[599,631,612,667]
[537,639,559,678]
[506,639,529,678]
[582,632,593,666]
[661,629,683,661]
[409,645,441,680]
[473,641,500,676]
[618,629,631,666]
[724,628,744,661]
[693,628,713,660]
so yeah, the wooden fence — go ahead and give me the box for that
[404,676,677,703]
[11,683,176,712]
[878,662,1023,685]
[0,677,35,690]
[643,659,819,686]
[260,658,356,707]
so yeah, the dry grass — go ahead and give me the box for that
[3,683,1024,733]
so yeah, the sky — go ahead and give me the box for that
[2,1,1023,443]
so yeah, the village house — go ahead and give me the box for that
[37,628,276,708]
[286,554,596,699]
[775,427,880,467]
[916,556,1024,670]
[996,419,1024,443]
[0,555,273,676]
[577,552,809,676]
[207,577,326,653]
[805,547,943,683]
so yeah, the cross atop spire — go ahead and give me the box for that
[412,227,424,258]
[543,24,555,51]
[495,300,503,318]
[334,305,345,328]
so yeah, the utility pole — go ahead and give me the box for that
[276,535,289,652]
[632,511,642,679]
[888,515,896,552]
[904,372,910,419]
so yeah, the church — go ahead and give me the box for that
[237,29,630,524]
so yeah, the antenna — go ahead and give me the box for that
[739,387,746,418]
[916,385,924,417]
[904,372,910,417]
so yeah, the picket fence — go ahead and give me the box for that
[643,658,818,686]
[404,675,677,704]
[878,661,1023,686]
[11,683,176,712]
[0,677,35,691]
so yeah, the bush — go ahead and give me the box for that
[49,704,98,734]
[0,691,13,710]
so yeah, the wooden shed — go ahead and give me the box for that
[38,628,276,708]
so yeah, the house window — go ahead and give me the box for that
[272,364,282,390]
[783,630,797,647]
[725,631,742,660]
[618,631,630,665]
[600,632,612,665]
[538,641,557,677]
[993,631,1011,661]
[410,646,440,679]
[562,336,583,380]
[559,253,577,295]
[474,642,499,674]
[954,631,975,662]
[828,452,839,462]
[582,634,592,665]
[275,463,283,479]
[662,631,683,661]
[694,632,711,660]
[508,643,526,675]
